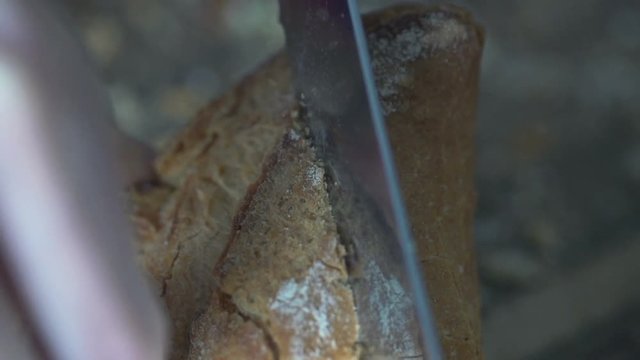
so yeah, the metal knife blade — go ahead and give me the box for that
[279,1,442,358]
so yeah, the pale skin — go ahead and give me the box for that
[0,0,166,358]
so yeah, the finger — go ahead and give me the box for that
[0,1,167,359]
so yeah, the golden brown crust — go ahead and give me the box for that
[154,54,294,185]
[368,5,484,359]
[207,133,358,360]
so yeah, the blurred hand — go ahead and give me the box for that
[0,0,167,359]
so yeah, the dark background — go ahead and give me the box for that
[58,0,640,358]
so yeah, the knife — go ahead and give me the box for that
[279,0,443,358]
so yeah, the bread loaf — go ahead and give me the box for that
[366,5,484,359]
[131,4,484,359]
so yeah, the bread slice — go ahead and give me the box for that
[131,4,484,359]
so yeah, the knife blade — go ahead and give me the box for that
[279,1,443,358]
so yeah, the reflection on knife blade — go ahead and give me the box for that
[279,0,443,358]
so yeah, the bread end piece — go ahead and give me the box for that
[367,5,485,359]
[198,133,359,360]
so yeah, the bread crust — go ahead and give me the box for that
[131,4,484,359]
[190,133,358,360]
[367,5,485,359]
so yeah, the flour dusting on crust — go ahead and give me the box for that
[369,12,469,114]
[270,261,343,358]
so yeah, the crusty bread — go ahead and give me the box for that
[131,4,484,359]
[132,54,296,359]
[190,132,358,360]
[188,290,274,360]
[0,277,39,359]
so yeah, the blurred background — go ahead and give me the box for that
[54,0,640,358]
